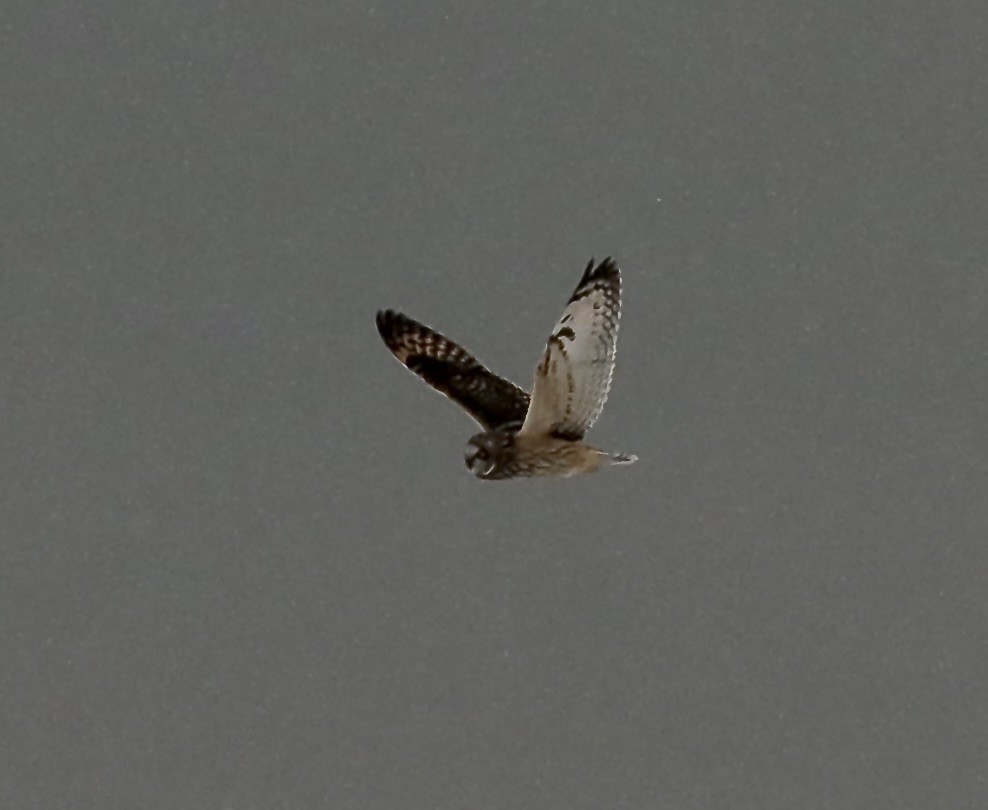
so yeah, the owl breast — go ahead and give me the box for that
[514,435,605,478]
[467,433,605,480]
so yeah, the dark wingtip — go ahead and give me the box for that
[578,257,596,285]
[593,256,618,279]
[569,257,620,302]
[376,309,402,341]
[578,256,619,286]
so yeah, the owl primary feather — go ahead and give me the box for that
[376,257,637,480]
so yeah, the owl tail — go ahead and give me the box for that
[607,452,638,466]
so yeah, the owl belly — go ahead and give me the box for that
[509,434,605,478]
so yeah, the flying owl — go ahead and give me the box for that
[376,257,637,480]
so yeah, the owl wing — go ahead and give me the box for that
[376,310,531,431]
[518,257,622,440]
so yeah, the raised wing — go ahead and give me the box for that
[376,310,531,431]
[518,258,622,440]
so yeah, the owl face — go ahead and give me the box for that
[465,430,516,478]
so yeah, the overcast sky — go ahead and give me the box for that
[3,1,987,808]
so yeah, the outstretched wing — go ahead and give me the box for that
[518,257,622,440]
[376,310,531,431]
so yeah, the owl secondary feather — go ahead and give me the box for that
[376,257,637,479]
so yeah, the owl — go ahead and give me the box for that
[376,257,637,480]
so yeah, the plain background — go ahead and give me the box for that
[3,1,987,808]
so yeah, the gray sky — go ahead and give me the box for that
[3,1,987,808]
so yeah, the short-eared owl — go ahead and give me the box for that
[376,257,637,480]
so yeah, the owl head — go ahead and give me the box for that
[465,430,516,478]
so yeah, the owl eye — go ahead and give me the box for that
[475,448,488,460]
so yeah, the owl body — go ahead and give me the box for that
[465,429,622,480]
[377,257,637,480]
